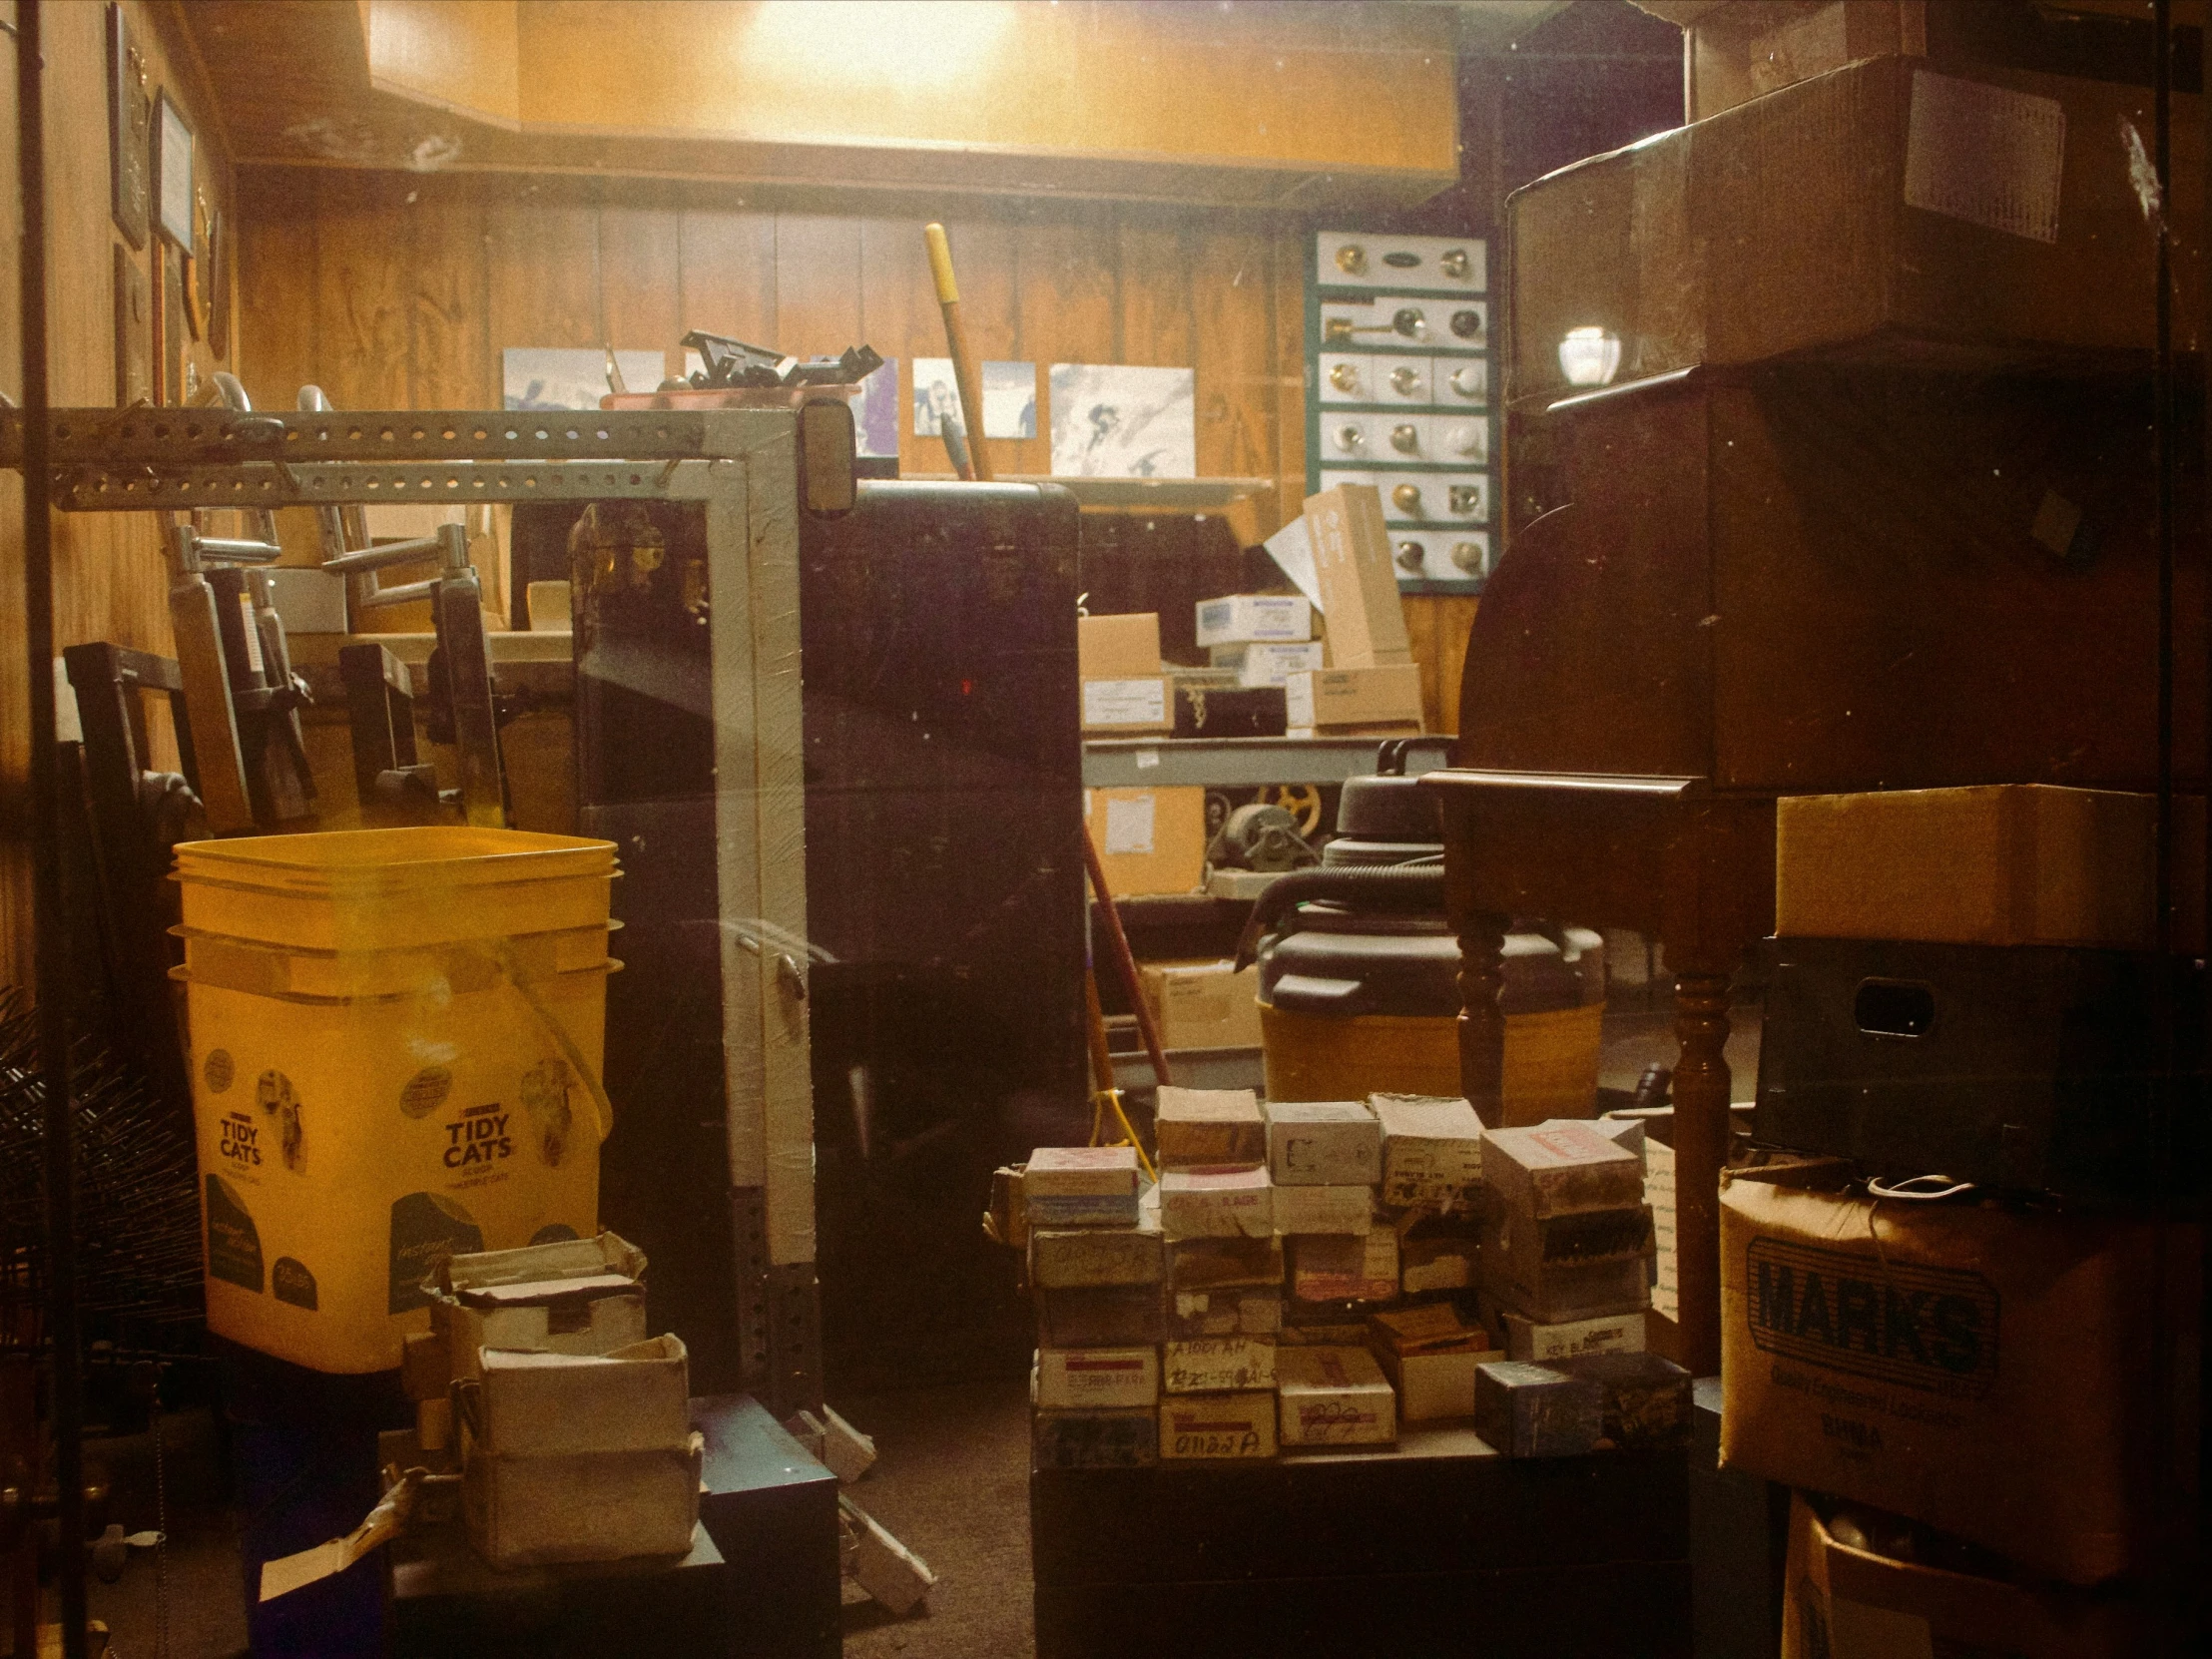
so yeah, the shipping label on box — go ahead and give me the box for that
[1303,484,1411,669]
[1720,1167,2201,1586]
[1030,1224,1164,1289]
[1159,1166,1276,1240]
[1035,1346,1161,1410]
[1143,964,1264,1051]
[1081,677,1172,733]
[1274,1183,1376,1237]
[1166,1236,1285,1293]
[1159,1391,1278,1460]
[1277,1346,1396,1447]
[1195,593,1314,648]
[1292,1228,1399,1304]
[1162,1335,1277,1393]
[1265,1100,1381,1186]
[1168,1289,1283,1340]
[1078,612,1162,679]
[1032,1406,1160,1470]
[1154,1086,1267,1168]
[1499,1307,1646,1363]
[1373,1094,1484,1210]
[1484,1121,1646,1217]
[1036,1285,1166,1349]
[1285,665,1424,735]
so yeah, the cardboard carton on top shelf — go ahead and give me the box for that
[1078,612,1162,679]
[1302,485,1411,669]
[1081,676,1174,736]
[1285,665,1423,738]
[1194,593,1313,648]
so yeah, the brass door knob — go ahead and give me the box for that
[1442,423,1481,458]
[1389,423,1420,455]
[1447,364,1483,399]
[1335,424,1366,453]
[1451,540,1483,574]
[1335,244,1368,276]
[1448,484,1481,516]
[1389,365,1422,397]
[1329,362,1362,394]
[1395,540,1425,572]
[1439,248,1470,280]
[1391,482,1424,515]
[1450,308,1483,340]
[1392,307,1427,339]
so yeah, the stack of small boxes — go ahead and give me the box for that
[1025,1146,1163,1467]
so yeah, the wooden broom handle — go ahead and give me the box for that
[923,223,993,482]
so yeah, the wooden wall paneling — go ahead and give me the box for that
[947,214,1043,476]
[1435,595,1478,741]
[1013,211,1119,484]
[486,185,601,362]
[309,169,410,410]
[598,198,681,377]
[1270,225,1309,528]
[1115,221,1194,372]
[771,213,861,356]
[1187,224,1277,516]
[1403,598,1441,735]
[237,171,319,415]
[408,172,492,408]
[855,214,939,470]
[679,205,778,346]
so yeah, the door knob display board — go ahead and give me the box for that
[1308,232,1492,593]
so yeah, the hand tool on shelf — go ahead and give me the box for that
[923,224,992,482]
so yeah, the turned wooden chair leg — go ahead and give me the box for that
[1455,910,1508,1128]
[1671,966,1733,1377]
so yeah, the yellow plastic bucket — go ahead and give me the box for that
[174,829,620,1375]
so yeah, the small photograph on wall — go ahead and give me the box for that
[913,358,1036,440]
[504,347,665,411]
[852,356,899,457]
[1049,364,1196,479]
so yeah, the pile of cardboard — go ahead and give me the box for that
[1025,1090,1698,1464]
[1287,485,1423,737]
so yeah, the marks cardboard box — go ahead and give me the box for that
[472,1335,691,1458]
[1078,612,1161,679]
[1159,1391,1278,1460]
[1158,1166,1276,1240]
[1473,1361,1603,1459]
[1153,1086,1266,1168]
[1275,1184,1375,1237]
[1032,1406,1159,1470]
[1291,1227,1399,1305]
[1194,594,1313,648]
[1776,784,2204,952]
[1400,1235,1476,1294]
[1030,1223,1163,1290]
[1035,1346,1161,1410]
[1779,1492,2174,1659]
[1265,1100,1381,1187]
[1162,1335,1276,1393]
[1142,963,1264,1051]
[461,1435,705,1570]
[1720,1165,2201,1585]
[1372,1093,1484,1210]
[1276,1346,1396,1447]
[1085,787,1204,896]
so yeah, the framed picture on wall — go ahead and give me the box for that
[153,89,193,248]
[106,4,149,249]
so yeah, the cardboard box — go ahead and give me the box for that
[1210,640,1327,688]
[1141,964,1263,1053]
[1166,1288,1283,1340]
[1081,676,1173,736]
[1194,594,1313,648]
[429,1233,649,1382]
[1483,1121,1645,1217]
[1779,1492,2174,1659]
[1036,1285,1166,1349]
[1162,1335,1276,1393]
[472,1336,691,1458]
[1285,665,1423,737]
[1497,1307,1646,1364]
[1029,1224,1164,1290]
[1558,1351,1692,1450]
[462,1437,705,1570]
[1265,1099,1381,1187]
[1171,682,1287,740]
[1078,612,1161,679]
[1023,1146,1143,1229]
[1274,1184,1375,1237]
[1153,1086,1266,1168]
[1276,1346,1396,1447]
[1085,787,1205,897]
[1291,1227,1399,1304]
[1372,1304,1496,1423]
[1473,1361,1603,1458]
[1776,785,2205,952]
[1510,55,2206,404]
[1372,1094,1484,1211]
[1302,485,1411,668]
[1032,1405,1160,1470]
[1480,1208,1653,1324]
[1035,1346,1161,1410]
[1399,1235,1477,1294]
[1159,1391,1278,1460]
[1158,1166,1276,1240]
[1719,1165,2201,1585]
[1166,1236,1284,1293]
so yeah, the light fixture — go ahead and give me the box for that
[1557,326,1622,388]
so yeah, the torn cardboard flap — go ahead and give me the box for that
[259,1466,444,1602]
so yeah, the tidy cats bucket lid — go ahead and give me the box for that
[173,828,617,895]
